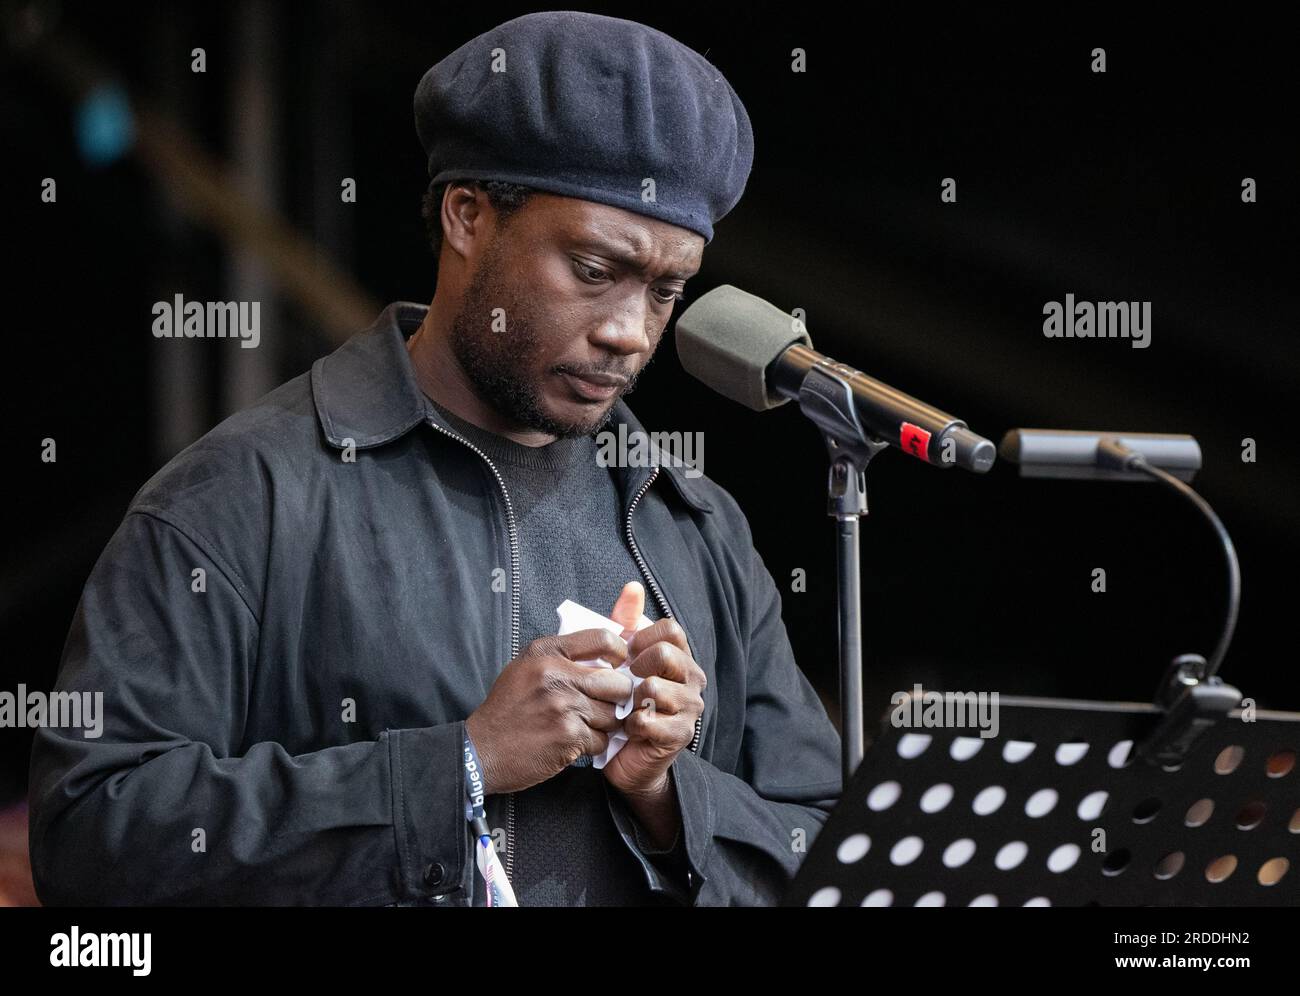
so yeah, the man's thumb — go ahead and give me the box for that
[610,581,645,637]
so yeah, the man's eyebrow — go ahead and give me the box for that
[569,239,697,280]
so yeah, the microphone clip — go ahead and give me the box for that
[797,365,890,518]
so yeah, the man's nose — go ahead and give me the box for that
[591,294,653,355]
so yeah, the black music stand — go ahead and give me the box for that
[783,689,1300,907]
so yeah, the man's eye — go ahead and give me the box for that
[652,287,686,305]
[573,260,610,283]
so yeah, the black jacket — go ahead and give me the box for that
[28,301,843,906]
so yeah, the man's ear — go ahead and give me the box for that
[440,182,488,262]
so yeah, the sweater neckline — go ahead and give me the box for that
[426,397,592,472]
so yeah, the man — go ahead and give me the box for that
[28,11,842,906]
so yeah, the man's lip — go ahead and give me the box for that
[562,370,627,388]
[558,370,625,401]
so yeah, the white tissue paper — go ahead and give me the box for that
[555,598,653,769]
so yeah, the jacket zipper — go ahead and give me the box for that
[424,421,521,893]
[624,466,703,755]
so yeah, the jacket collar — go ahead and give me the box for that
[311,301,714,515]
[311,302,429,449]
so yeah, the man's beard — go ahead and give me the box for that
[448,241,637,439]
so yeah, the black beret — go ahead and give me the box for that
[414,10,753,244]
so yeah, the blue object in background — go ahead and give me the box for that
[75,83,135,166]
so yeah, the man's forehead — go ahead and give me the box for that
[546,198,703,273]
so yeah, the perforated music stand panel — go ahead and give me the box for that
[784,695,1300,907]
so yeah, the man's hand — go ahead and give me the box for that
[465,629,635,793]
[601,582,706,846]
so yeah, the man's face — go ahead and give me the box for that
[449,192,704,438]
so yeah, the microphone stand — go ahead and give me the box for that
[795,364,891,784]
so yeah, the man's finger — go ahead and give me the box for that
[581,727,611,758]
[628,674,691,716]
[553,627,628,666]
[627,640,690,683]
[564,660,636,705]
[577,698,623,732]
[623,707,688,750]
[626,618,689,659]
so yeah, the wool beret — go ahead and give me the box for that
[414,10,753,244]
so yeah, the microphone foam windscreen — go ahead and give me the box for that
[674,284,813,411]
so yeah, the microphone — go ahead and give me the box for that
[675,284,996,472]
